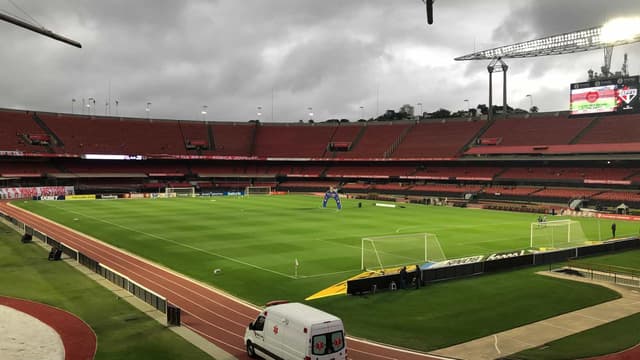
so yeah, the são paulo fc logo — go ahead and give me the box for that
[618,88,637,104]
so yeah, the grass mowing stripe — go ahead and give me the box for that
[38,201,297,279]
[16,196,635,354]
[0,222,211,360]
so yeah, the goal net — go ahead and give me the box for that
[530,219,587,249]
[165,187,195,198]
[361,233,446,271]
[245,186,271,196]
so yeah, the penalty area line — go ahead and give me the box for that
[38,202,297,279]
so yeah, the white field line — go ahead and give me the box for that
[12,205,256,328]
[41,202,297,279]
[493,335,501,354]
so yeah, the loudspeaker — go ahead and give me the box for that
[21,234,32,243]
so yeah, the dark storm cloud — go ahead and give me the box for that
[0,1,639,120]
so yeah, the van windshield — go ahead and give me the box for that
[312,330,345,355]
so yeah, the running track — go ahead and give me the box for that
[0,202,447,360]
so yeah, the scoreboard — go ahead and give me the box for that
[570,76,639,116]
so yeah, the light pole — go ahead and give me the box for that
[417,102,423,118]
[115,100,119,116]
[87,97,95,115]
[71,98,76,114]
[257,106,262,121]
[201,105,208,121]
[526,94,533,111]
[464,99,470,111]
[359,106,364,120]
[308,107,313,121]
[146,102,152,119]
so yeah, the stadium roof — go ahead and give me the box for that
[455,18,640,61]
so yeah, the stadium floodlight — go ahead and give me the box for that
[600,17,640,44]
[456,19,640,61]
[201,105,208,121]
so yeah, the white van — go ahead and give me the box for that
[244,302,347,360]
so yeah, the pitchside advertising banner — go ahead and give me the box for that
[570,76,639,116]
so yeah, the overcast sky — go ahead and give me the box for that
[1,0,639,122]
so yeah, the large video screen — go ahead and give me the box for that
[570,76,639,116]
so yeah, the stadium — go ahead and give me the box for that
[1,2,640,360]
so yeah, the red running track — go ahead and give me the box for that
[0,202,446,360]
[0,296,97,360]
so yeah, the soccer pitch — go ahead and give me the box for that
[16,195,636,304]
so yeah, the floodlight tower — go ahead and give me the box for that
[487,57,508,122]
[456,17,640,115]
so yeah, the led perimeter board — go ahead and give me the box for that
[570,76,639,116]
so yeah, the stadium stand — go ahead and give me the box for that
[0,109,52,152]
[479,115,591,146]
[252,124,335,157]
[392,119,485,158]
[344,122,411,158]
[409,166,502,180]
[577,114,640,144]
[325,165,414,178]
[4,108,640,211]
[528,187,601,200]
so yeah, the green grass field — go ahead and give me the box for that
[0,222,211,360]
[13,195,636,352]
[16,195,636,302]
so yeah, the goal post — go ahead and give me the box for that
[530,219,587,249]
[165,186,195,198]
[245,186,271,196]
[361,233,446,271]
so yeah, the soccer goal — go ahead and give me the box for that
[245,186,271,196]
[361,233,446,271]
[165,187,195,198]
[530,219,587,249]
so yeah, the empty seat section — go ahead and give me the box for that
[498,167,636,182]
[411,166,501,180]
[179,121,209,148]
[577,114,640,144]
[481,116,591,146]
[39,114,185,155]
[346,123,410,158]
[0,160,56,176]
[325,165,413,178]
[327,124,362,151]
[253,125,335,157]
[410,183,483,193]
[278,181,338,189]
[209,123,254,156]
[393,120,485,158]
[530,188,599,199]
[0,109,48,152]
[58,160,188,175]
[482,186,541,196]
[190,162,246,176]
[592,191,640,203]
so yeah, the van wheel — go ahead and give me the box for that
[246,341,256,358]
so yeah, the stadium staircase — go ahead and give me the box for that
[248,123,259,156]
[347,125,368,155]
[460,117,495,153]
[384,122,415,158]
[207,122,215,150]
[32,113,64,147]
[568,116,602,144]
[322,125,341,158]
